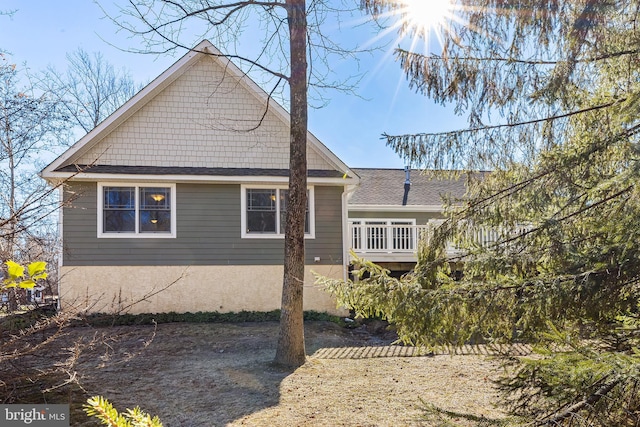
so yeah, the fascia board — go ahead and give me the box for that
[347,204,446,213]
[42,172,359,186]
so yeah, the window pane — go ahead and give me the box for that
[104,210,135,232]
[103,187,135,233]
[139,210,171,232]
[104,187,134,209]
[140,187,170,210]
[280,190,309,234]
[139,187,171,233]
[247,189,276,233]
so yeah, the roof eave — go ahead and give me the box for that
[347,204,447,213]
[41,171,359,186]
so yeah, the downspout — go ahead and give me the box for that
[56,183,64,311]
[341,182,359,281]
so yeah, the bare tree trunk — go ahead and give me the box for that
[274,0,308,367]
[5,122,18,312]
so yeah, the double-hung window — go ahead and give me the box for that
[241,185,314,238]
[98,183,176,238]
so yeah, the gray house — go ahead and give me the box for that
[41,41,359,314]
[41,41,467,314]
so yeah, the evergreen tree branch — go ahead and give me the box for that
[536,376,622,426]
[396,48,640,66]
[498,185,633,246]
[384,99,622,140]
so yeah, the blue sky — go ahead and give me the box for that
[1,0,464,169]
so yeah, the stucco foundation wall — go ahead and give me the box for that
[60,265,346,315]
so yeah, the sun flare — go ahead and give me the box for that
[399,0,457,46]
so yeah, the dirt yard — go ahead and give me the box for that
[30,321,517,426]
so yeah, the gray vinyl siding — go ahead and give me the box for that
[63,182,344,266]
[347,210,443,224]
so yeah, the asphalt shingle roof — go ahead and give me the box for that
[349,168,470,207]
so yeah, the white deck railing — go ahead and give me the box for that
[348,221,530,260]
[349,222,430,253]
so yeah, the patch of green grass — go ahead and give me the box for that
[79,310,344,327]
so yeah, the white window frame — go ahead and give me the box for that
[97,182,177,238]
[241,184,315,239]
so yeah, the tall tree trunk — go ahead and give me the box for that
[6,134,18,312]
[274,0,308,367]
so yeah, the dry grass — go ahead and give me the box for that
[20,321,517,426]
[233,355,505,426]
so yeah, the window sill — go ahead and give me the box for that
[241,233,315,239]
[97,233,176,239]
